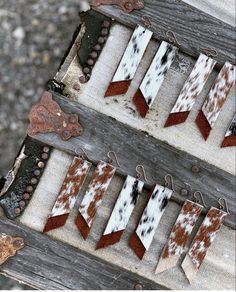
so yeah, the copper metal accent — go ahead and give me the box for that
[0,234,25,265]
[91,0,144,13]
[27,91,83,141]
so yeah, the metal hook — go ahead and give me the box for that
[218,198,230,214]
[166,30,180,47]
[136,165,148,182]
[164,174,175,192]
[75,147,90,161]
[193,191,208,208]
[107,151,121,168]
[141,15,152,29]
[200,47,218,58]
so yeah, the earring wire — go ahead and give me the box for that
[218,198,230,214]
[193,191,208,208]
[107,151,121,168]
[136,165,148,182]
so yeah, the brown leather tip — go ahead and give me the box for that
[75,212,90,240]
[104,80,132,97]
[129,232,146,260]
[96,230,124,250]
[195,110,211,140]
[43,214,69,233]
[133,89,149,118]
[221,135,236,147]
[164,111,190,127]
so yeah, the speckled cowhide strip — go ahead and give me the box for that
[0,136,51,219]
[0,234,25,265]
[221,114,236,147]
[130,184,172,259]
[196,62,236,140]
[96,175,144,249]
[165,54,216,127]
[155,200,202,274]
[104,25,153,97]
[43,157,91,233]
[27,91,83,141]
[75,161,116,239]
[182,207,227,283]
[133,41,177,117]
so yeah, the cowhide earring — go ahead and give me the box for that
[221,113,236,147]
[133,38,178,117]
[75,151,118,239]
[155,191,206,274]
[96,165,146,249]
[43,149,92,233]
[129,174,174,260]
[104,25,153,97]
[165,53,216,127]
[182,198,229,283]
[196,61,236,140]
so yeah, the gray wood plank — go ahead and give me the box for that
[92,0,235,68]
[32,92,235,229]
[0,218,167,290]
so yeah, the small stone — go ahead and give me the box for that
[14,208,21,215]
[103,20,111,28]
[38,161,45,168]
[19,201,26,208]
[43,146,50,153]
[31,178,38,185]
[94,44,102,51]
[101,28,109,36]
[87,59,94,66]
[34,169,41,176]
[23,193,30,200]
[26,186,34,193]
[98,37,105,44]
[90,51,98,59]
[42,153,49,160]
[83,67,90,74]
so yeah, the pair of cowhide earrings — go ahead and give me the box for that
[105,24,178,118]
[155,192,229,283]
[43,149,118,235]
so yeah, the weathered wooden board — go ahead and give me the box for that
[31,92,235,229]
[56,23,236,176]
[16,149,235,290]
[0,218,166,290]
[92,0,235,67]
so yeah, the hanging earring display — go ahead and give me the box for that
[181,198,228,283]
[133,41,177,117]
[43,155,92,233]
[129,175,173,260]
[96,166,146,249]
[196,62,236,140]
[75,152,117,239]
[155,192,205,274]
[221,114,236,147]
[104,25,153,97]
[164,53,216,127]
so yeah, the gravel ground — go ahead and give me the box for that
[0,0,83,289]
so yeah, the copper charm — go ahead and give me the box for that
[27,91,83,141]
[0,234,24,265]
[91,0,145,13]
[181,207,227,283]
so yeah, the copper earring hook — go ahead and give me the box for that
[218,198,230,214]
[200,47,218,58]
[164,174,175,192]
[107,151,121,168]
[75,147,90,161]
[166,30,180,47]
[193,191,207,208]
[136,165,148,182]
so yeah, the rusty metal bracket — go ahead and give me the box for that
[0,234,24,265]
[91,0,144,13]
[27,91,83,141]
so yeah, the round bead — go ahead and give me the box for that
[42,153,49,160]
[23,193,30,200]
[94,44,102,51]
[38,161,45,168]
[19,201,26,208]
[14,208,21,215]
[134,283,143,290]
[43,146,50,153]
[101,28,109,36]
[73,83,80,91]
[87,58,94,66]
[90,51,98,59]
[124,2,133,10]
[98,37,105,44]
[31,178,38,185]
[69,116,77,124]
[34,169,41,176]
[83,67,90,74]
[26,185,34,193]
[103,20,111,28]
[191,165,200,173]
[79,76,88,84]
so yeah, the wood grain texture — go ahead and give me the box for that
[31,93,235,229]
[93,0,235,67]
[17,149,236,290]
[0,218,166,290]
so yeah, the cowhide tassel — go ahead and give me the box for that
[133,41,177,117]
[43,157,91,233]
[130,184,173,259]
[221,114,236,147]
[196,62,236,140]
[155,199,202,274]
[75,161,116,239]
[182,203,228,283]
[104,25,153,97]
[165,54,216,127]
[96,174,144,249]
